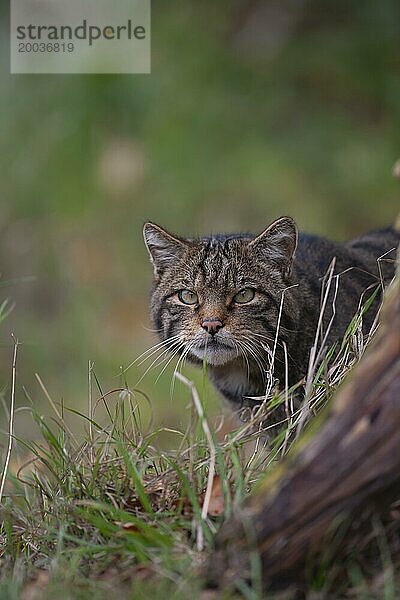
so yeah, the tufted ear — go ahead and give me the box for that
[143,222,188,277]
[249,216,298,279]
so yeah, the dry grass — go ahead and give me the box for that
[0,276,398,599]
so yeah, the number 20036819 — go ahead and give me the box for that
[18,42,75,53]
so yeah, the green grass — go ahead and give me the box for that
[1,289,399,599]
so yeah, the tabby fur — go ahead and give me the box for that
[143,217,399,411]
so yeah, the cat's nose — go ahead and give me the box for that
[201,318,224,336]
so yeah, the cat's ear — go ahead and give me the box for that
[249,216,298,278]
[143,222,187,276]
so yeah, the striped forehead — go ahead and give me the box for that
[192,238,245,288]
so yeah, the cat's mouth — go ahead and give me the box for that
[189,338,238,367]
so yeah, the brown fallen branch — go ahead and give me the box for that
[207,268,400,592]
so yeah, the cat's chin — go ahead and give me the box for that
[189,345,238,366]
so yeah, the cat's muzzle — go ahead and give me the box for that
[189,336,238,366]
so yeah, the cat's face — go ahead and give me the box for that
[143,217,298,369]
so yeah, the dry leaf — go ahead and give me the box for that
[199,475,226,517]
[115,521,140,533]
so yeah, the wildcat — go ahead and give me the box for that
[143,217,399,412]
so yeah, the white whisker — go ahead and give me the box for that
[136,339,184,385]
[170,342,195,398]
[234,340,251,381]
[154,341,187,383]
[240,337,267,381]
[123,334,181,372]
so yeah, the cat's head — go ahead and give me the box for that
[143,217,298,368]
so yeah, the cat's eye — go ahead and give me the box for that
[178,289,198,305]
[233,288,255,304]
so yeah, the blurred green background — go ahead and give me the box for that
[1,0,399,440]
